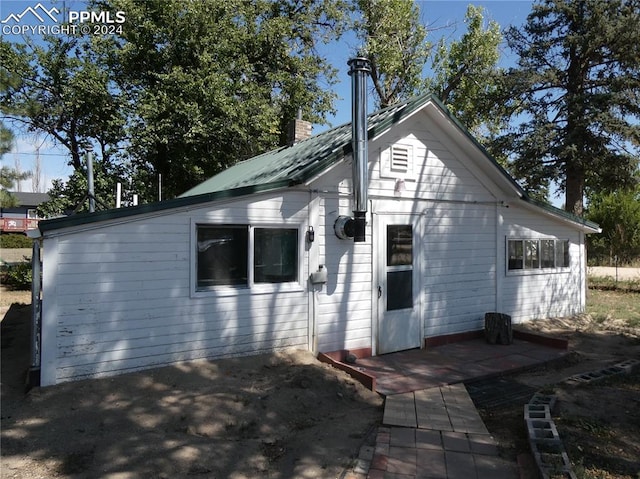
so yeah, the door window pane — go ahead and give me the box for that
[197,226,248,287]
[387,270,412,311]
[386,224,413,311]
[254,228,298,283]
[387,225,412,266]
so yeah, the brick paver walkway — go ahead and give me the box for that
[349,384,518,478]
[342,336,569,478]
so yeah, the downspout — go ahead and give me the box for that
[26,229,42,387]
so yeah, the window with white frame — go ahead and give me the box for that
[196,225,299,290]
[507,238,570,271]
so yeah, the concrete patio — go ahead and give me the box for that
[350,333,568,396]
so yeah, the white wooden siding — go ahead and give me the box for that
[500,204,585,322]
[41,191,311,385]
[370,129,497,204]
[311,107,577,349]
[369,114,499,339]
[312,192,373,353]
[421,203,497,336]
[41,100,593,384]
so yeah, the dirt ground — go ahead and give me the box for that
[485,313,640,479]
[1,286,639,478]
[588,266,640,281]
[0,299,382,479]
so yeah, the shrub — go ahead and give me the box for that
[586,187,640,265]
[0,233,33,248]
[1,261,32,290]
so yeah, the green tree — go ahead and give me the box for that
[0,36,125,172]
[37,158,127,217]
[99,0,347,199]
[2,0,348,202]
[495,0,640,215]
[428,5,504,136]
[352,0,429,108]
[352,2,505,137]
[586,185,640,264]
[0,125,31,207]
[0,124,12,156]
[0,166,31,208]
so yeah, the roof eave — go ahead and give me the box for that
[520,197,602,233]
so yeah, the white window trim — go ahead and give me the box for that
[505,237,571,276]
[190,220,305,298]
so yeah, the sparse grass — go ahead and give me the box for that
[0,285,31,308]
[556,371,640,479]
[588,275,640,293]
[587,288,640,330]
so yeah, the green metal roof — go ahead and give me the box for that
[37,92,599,234]
[39,93,430,233]
[523,197,601,232]
[180,93,432,196]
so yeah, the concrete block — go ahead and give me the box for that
[524,404,550,420]
[615,358,640,373]
[528,393,557,411]
[565,373,597,385]
[526,419,553,429]
[565,360,640,386]
[525,397,577,479]
[526,420,560,442]
[529,437,563,455]
[533,450,572,473]
[540,470,577,479]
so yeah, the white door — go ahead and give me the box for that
[377,215,421,354]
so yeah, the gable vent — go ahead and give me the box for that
[391,145,410,172]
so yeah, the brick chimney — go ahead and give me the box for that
[287,110,312,145]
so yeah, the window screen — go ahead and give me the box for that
[556,240,570,268]
[387,225,413,266]
[387,270,413,311]
[197,226,248,287]
[254,228,298,283]
[508,240,524,270]
[541,240,555,268]
[508,239,570,271]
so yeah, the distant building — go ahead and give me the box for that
[0,192,50,233]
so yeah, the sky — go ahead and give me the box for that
[1,0,535,194]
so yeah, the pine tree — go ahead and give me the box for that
[496,0,640,215]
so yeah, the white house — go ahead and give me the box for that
[31,81,599,386]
